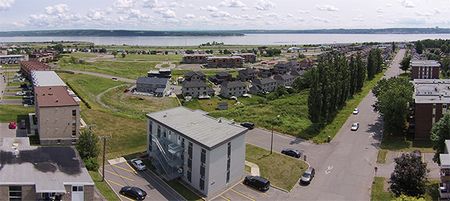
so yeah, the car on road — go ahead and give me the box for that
[130,159,147,171]
[351,122,359,131]
[8,122,16,129]
[119,186,147,200]
[353,108,359,115]
[111,77,118,81]
[240,122,255,129]
[281,148,302,158]
[243,176,270,192]
[300,167,315,185]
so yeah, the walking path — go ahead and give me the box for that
[245,161,260,176]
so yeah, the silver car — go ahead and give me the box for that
[130,159,146,171]
[300,167,315,184]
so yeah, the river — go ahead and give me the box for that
[1,34,450,46]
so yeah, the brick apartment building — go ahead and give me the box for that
[29,52,56,63]
[232,53,256,63]
[182,54,212,64]
[34,86,81,145]
[206,56,244,68]
[413,79,450,139]
[20,61,50,78]
[411,60,441,79]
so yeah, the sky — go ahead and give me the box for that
[0,0,450,31]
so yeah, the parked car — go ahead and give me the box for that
[243,176,270,192]
[281,148,302,158]
[130,159,147,171]
[8,122,16,129]
[19,120,26,129]
[119,186,147,200]
[15,91,25,96]
[353,108,359,115]
[240,122,255,129]
[351,122,359,131]
[300,167,315,184]
[112,77,118,81]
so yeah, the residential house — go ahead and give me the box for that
[232,53,256,63]
[206,56,244,68]
[220,81,247,98]
[146,107,248,197]
[29,52,55,63]
[258,67,273,78]
[136,77,170,97]
[182,81,214,98]
[250,78,277,94]
[182,54,211,64]
[273,61,292,74]
[411,60,441,79]
[299,58,315,70]
[184,71,206,82]
[237,68,257,81]
[274,74,295,87]
[0,137,94,201]
[413,79,450,140]
[34,86,80,145]
[290,69,305,77]
[148,68,172,78]
[210,71,233,84]
[0,54,28,64]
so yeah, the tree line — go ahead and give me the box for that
[367,49,384,80]
[308,51,367,124]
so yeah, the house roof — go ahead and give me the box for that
[222,81,246,88]
[0,55,25,58]
[34,86,79,107]
[253,78,276,85]
[410,60,440,68]
[216,71,231,77]
[31,71,66,87]
[182,80,209,88]
[184,71,205,78]
[147,107,247,149]
[136,77,169,85]
[0,137,94,192]
[208,56,243,60]
[274,74,295,80]
[239,68,257,74]
[20,61,50,74]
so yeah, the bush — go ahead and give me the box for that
[84,157,99,171]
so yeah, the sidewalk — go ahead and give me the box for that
[245,161,260,176]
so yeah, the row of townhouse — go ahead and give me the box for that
[182,53,257,66]
[135,69,172,97]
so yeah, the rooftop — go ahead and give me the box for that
[208,56,243,60]
[0,54,26,58]
[222,81,246,88]
[136,76,169,85]
[147,107,247,149]
[31,71,67,87]
[20,61,50,73]
[182,80,209,88]
[410,60,440,68]
[35,86,79,107]
[0,137,93,192]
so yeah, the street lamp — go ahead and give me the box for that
[270,115,280,154]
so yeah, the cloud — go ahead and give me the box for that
[201,5,218,12]
[316,4,339,12]
[298,10,310,14]
[45,4,69,15]
[143,0,160,9]
[220,0,246,8]
[86,10,106,21]
[154,8,176,18]
[0,0,14,11]
[401,0,415,8]
[185,14,195,19]
[255,0,275,11]
[114,0,135,9]
[312,16,330,23]
[376,8,383,13]
[211,11,231,18]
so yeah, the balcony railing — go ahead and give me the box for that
[151,135,183,181]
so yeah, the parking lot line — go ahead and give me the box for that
[237,184,269,197]
[106,179,124,187]
[104,169,135,182]
[120,194,135,201]
[112,163,137,174]
[124,162,138,174]
[230,189,256,201]
[219,195,231,201]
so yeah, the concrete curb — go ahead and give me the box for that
[245,161,260,176]
[97,169,123,201]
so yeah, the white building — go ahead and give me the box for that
[31,71,67,87]
[146,107,248,197]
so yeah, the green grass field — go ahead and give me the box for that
[0,105,34,122]
[380,135,434,153]
[371,177,439,201]
[89,171,120,201]
[246,144,308,191]
[377,150,388,164]
[116,54,182,62]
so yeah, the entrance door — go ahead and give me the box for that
[71,186,84,201]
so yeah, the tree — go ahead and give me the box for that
[389,153,428,197]
[355,53,366,92]
[441,56,450,78]
[400,55,412,72]
[415,40,424,54]
[373,77,413,134]
[367,49,381,80]
[76,128,100,171]
[112,51,118,58]
[121,52,126,58]
[292,70,312,91]
[430,113,450,163]
[392,42,396,52]
[53,43,64,52]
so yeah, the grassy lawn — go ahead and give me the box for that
[2,96,22,99]
[245,144,308,191]
[371,177,439,201]
[183,97,238,112]
[380,135,434,153]
[117,54,182,62]
[245,165,251,173]
[0,105,34,122]
[89,171,120,201]
[166,180,202,201]
[377,150,388,164]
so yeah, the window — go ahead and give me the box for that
[200,165,205,178]
[72,129,77,137]
[188,158,192,168]
[149,121,153,133]
[9,186,21,201]
[157,125,161,138]
[72,110,76,116]
[187,170,192,182]
[188,142,193,157]
[226,170,230,183]
[227,142,231,157]
[72,186,83,192]
[201,149,206,163]
[57,139,61,144]
[227,142,231,183]
[200,178,205,191]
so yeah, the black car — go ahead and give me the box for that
[240,122,255,129]
[243,176,270,192]
[281,148,302,158]
[119,186,147,200]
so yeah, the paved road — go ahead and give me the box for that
[245,49,406,200]
[62,69,135,84]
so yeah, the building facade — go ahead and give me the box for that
[34,86,80,145]
[182,54,211,64]
[232,53,256,63]
[413,79,450,139]
[146,107,247,197]
[439,140,450,199]
[20,61,50,78]
[411,60,440,79]
[220,81,247,98]
[181,81,214,98]
[237,68,257,81]
[249,78,277,94]
[135,77,170,97]
[0,54,28,64]
[206,56,244,68]
[274,74,296,87]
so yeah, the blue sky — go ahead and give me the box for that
[1,0,450,31]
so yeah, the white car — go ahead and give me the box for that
[15,91,25,96]
[130,159,146,171]
[351,122,360,131]
[352,108,359,115]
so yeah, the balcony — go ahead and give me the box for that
[151,136,183,181]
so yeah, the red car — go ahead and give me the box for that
[8,122,16,129]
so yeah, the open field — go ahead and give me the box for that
[116,54,183,62]
[245,144,308,191]
[0,105,34,122]
[371,177,439,201]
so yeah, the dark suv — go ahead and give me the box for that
[281,148,302,158]
[243,176,270,192]
[240,122,255,129]
[119,186,147,200]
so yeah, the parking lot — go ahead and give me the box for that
[211,181,286,201]
[103,158,184,201]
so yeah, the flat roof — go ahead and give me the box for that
[410,60,440,67]
[0,138,94,191]
[147,107,247,149]
[35,86,79,107]
[31,71,67,87]
[208,56,243,59]
[0,54,25,58]
[414,79,450,103]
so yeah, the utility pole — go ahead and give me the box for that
[98,135,111,182]
[270,115,280,154]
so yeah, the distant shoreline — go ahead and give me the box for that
[1,28,450,37]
